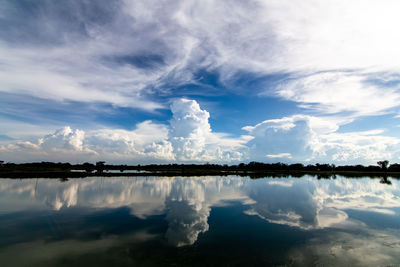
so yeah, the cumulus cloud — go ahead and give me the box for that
[315,130,400,163]
[0,99,248,163]
[0,124,170,163]
[2,101,400,164]
[87,121,175,161]
[0,127,97,162]
[243,115,325,162]
[169,98,250,162]
[39,126,86,152]
[169,99,211,160]
[243,115,400,164]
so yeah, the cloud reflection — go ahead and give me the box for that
[0,176,399,246]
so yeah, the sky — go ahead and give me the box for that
[1,0,400,165]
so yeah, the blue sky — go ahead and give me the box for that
[1,0,400,164]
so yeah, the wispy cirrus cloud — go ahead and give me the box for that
[2,0,400,113]
[273,71,400,116]
[2,0,400,164]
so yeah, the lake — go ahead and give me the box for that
[0,175,399,266]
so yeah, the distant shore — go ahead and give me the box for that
[1,171,399,179]
[1,161,399,179]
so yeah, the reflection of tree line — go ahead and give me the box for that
[0,160,399,181]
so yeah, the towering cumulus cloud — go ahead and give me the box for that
[169,99,248,161]
[170,99,211,160]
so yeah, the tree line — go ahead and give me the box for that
[1,160,400,173]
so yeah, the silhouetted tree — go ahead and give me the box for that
[388,163,400,172]
[96,161,105,173]
[377,160,389,171]
[82,162,95,173]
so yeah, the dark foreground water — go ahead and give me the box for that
[0,175,399,267]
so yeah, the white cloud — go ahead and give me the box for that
[274,72,400,116]
[169,98,249,162]
[0,126,97,163]
[39,126,85,152]
[2,0,400,117]
[3,104,399,164]
[0,122,175,163]
[266,153,292,159]
[169,98,211,160]
[0,99,248,163]
[0,42,164,111]
[2,0,400,164]
[243,115,320,162]
[1,98,400,164]
[257,0,400,72]
[244,114,400,164]
[315,130,400,163]
[87,121,175,161]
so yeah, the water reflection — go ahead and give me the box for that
[0,176,399,266]
[380,175,392,185]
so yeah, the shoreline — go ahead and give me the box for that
[1,170,399,179]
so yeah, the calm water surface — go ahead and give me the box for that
[0,175,399,266]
